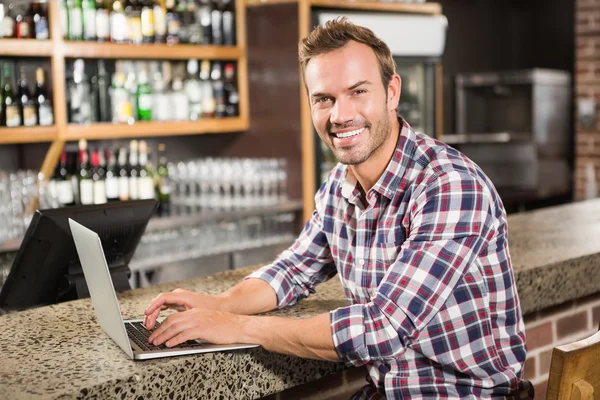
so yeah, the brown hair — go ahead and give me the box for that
[299,17,396,90]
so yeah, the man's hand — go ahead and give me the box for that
[144,289,224,330]
[147,308,243,347]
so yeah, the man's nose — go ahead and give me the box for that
[330,98,354,126]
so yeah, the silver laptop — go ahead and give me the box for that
[68,218,259,360]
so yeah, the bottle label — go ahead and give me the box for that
[19,21,31,38]
[141,8,154,37]
[167,18,180,36]
[80,179,94,205]
[105,176,119,199]
[60,4,68,37]
[3,16,14,37]
[83,8,96,39]
[23,106,38,127]
[138,176,155,200]
[96,10,109,39]
[118,176,129,200]
[69,9,83,37]
[129,17,142,43]
[57,180,74,205]
[129,176,139,200]
[39,104,54,126]
[93,180,107,204]
[110,13,128,42]
[159,176,172,195]
[5,106,21,127]
[154,6,166,36]
[35,19,49,39]
[138,93,153,111]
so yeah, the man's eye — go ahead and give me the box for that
[354,89,366,95]
[316,97,332,104]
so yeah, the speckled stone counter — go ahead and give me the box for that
[2,199,600,399]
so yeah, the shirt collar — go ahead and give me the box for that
[340,118,417,202]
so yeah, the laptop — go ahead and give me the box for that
[68,218,259,360]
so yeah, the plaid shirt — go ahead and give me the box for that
[247,119,529,399]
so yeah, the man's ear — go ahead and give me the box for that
[387,74,401,111]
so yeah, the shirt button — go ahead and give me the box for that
[358,259,365,266]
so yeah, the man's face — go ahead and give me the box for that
[304,41,399,166]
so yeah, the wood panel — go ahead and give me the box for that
[62,42,243,60]
[309,0,442,14]
[0,126,58,144]
[0,39,53,57]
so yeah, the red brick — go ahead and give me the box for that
[556,311,589,339]
[526,322,553,351]
[535,380,548,400]
[593,305,600,330]
[539,349,554,377]
[523,356,536,380]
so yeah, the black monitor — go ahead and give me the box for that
[0,200,158,311]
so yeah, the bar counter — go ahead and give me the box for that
[2,199,600,399]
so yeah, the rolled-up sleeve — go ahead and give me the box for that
[330,170,494,366]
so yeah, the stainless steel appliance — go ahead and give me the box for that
[449,69,572,203]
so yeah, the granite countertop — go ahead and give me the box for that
[1,199,600,399]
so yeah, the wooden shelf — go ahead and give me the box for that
[64,117,248,140]
[0,126,58,144]
[246,0,442,14]
[245,0,298,6]
[62,42,244,60]
[0,39,54,57]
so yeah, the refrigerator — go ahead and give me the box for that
[312,10,448,184]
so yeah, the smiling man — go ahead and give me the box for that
[144,18,532,399]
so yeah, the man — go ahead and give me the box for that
[145,18,531,399]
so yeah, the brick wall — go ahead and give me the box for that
[522,292,600,398]
[576,0,600,199]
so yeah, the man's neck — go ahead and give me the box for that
[349,117,400,197]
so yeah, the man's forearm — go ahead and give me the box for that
[216,278,278,315]
[238,312,341,362]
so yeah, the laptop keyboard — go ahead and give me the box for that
[125,321,206,352]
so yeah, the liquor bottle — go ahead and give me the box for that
[153,0,166,43]
[126,0,143,45]
[141,0,154,42]
[222,0,234,45]
[137,140,155,200]
[91,148,107,204]
[2,3,15,39]
[164,0,179,45]
[224,63,238,117]
[170,63,189,121]
[53,150,75,206]
[105,148,120,201]
[185,59,202,121]
[199,60,214,118]
[78,139,94,205]
[136,69,153,121]
[31,1,50,40]
[152,70,170,121]
[124,62,138,119]
[197,0,211,45]
[67,0,83,40]
[18,66,37,127]
[117,146,130,201]
[82,0,96,41]
[59,0,68,39]
[210,0,222,45]
[178,0,195,44]
[211,61,225,118]
[95,0,110,41]
[14,5,33,39]
[68,59,92,124]
[128,140,140,200]
[156,143,171,215]
[97,60,110,122]
[110,0,129,43]
[35,67,53,126]
[110,71,133,123]
[0,4,5,39]
[2,64,21,127]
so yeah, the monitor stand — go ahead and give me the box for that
[67,262,132,299]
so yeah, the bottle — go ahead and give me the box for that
[177,0,195,44]
[197,0,211,45]
[18,66,37,127]
[110,0,128,43]
[211,61,225,118]
[136,69,153,121]
[156,143,171,215]
[35,67,54,126]
[164,0,179,45]
[59,0,68,39]
[210,0,222,45]
[90,66,99,122]
[170,63,189,121]
[153,0,166,43]
[15,5,33,39]
[91,148,107,204]
[105,148,120,201]
[68,59,92,124]
[31,1,49,40]
[224,62,238,117]
[117,146,130,201]
[54,150,75,206]
[141,0,154,42]
[128,139,140,200]
[97,60,110,122]
[95,0,110,41]
[152,70,170,121]
[126,0,142,45]
[110,71,133,123]
[222,0,234,45]
[67,0,83,40]
[185,59,202,120]
[2,3,14,38]
[1,64,21,127]
[124,62,138,119]
[78,139,94,205]
[137,140,155,199]
[82,0,96,40]
[200,59,214,118]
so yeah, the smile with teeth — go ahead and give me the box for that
[333,127,366,139]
